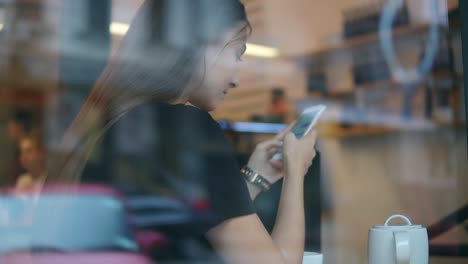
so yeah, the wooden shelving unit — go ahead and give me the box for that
[317,123,395,138]
[320,71,463,99]
[288,18,464,138]
[289,23,438,63]
[0,88,45,108]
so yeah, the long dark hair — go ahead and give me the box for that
[47,0,250,183]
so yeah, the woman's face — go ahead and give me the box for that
[19,138,45,173]
[187,25,247,111]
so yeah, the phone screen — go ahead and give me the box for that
[272,105,326,161]
[291,105,326,138]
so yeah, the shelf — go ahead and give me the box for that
[318,123,398,138]
[0,88,46,108]
[293,23,438,61]
[315,71,463,99]
[317,120,466,138]
[325,90,355,98]
[432,119,466,128]
[429,71,464,81]
[356,71,462,90]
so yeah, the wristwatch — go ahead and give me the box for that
[241,166,271,192]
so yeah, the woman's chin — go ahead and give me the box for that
[192,101,218,112]
[205,104,218,112]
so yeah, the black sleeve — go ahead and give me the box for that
[187,108,255,231]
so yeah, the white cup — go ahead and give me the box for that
[303,252,323,264]
[368,214,428,264]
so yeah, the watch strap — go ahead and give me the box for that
[241,166,271,191]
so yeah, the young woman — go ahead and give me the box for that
[48,1,317,263]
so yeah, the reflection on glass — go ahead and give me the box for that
[0,1,465,264]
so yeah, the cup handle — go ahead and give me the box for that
[385,214,412,226]
[394,231,410,264]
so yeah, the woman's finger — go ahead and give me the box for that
[267,145,279,153]
[266,147,279,159]
[273,121,297,141]
[300,130,317,145]
[269,159,283,170]
[284,131,298,144]
[258,140,282,150]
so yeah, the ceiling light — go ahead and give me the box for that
[110,22,129,36]
[245,43,280,58]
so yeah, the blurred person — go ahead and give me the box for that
[15,132,47,192]
[3,109,35,186]
[267,87,293,123]
[48,1,318,263]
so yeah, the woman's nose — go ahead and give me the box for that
[230,75,240,88]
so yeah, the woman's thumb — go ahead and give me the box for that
[303,130,317,144]
[284,132,297,143]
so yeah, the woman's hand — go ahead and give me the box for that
[283,130,317,179]
[245,123,295,199]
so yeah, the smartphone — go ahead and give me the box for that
[272,105,326,161]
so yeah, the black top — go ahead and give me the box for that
[87,102,255,233]
[154,102,255,229]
